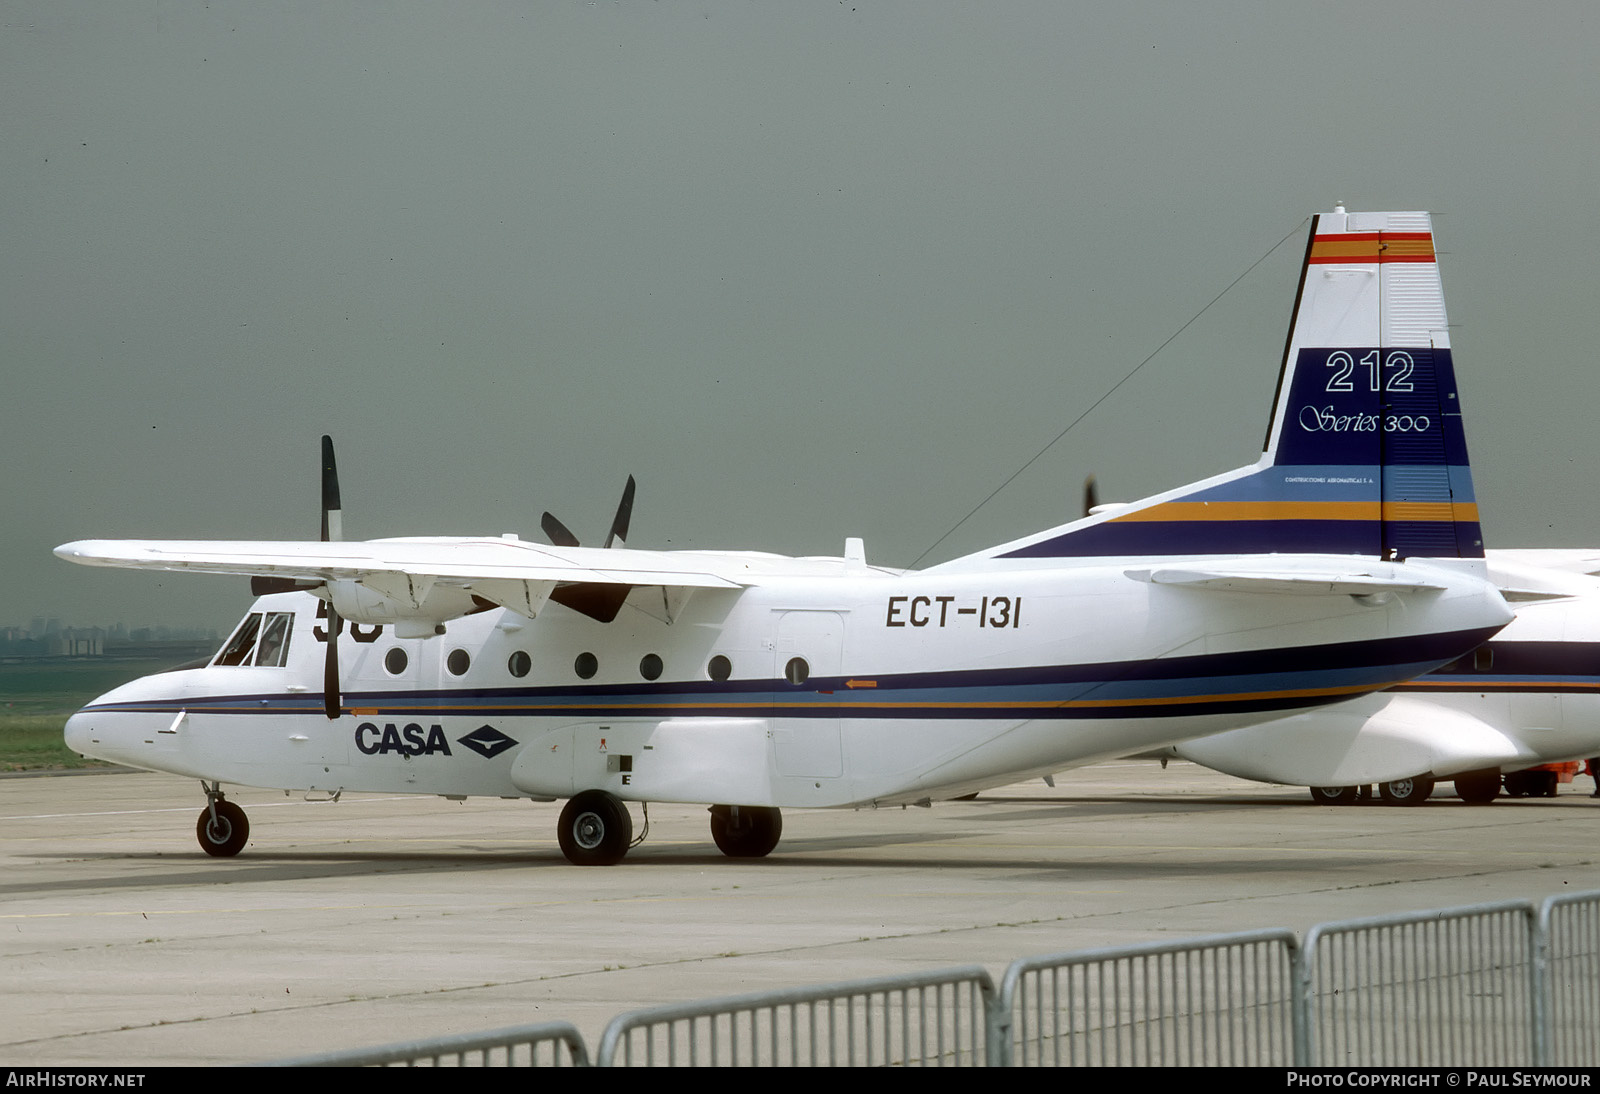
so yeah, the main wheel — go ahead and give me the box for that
[1309,785,1358,805]
[709,804,783,858]
[196,800,249,857]
[1454,769,1502,805]
[1380,775,1436,806]
[1504,771,1537,797]
[557,790,633,866]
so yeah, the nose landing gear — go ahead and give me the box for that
[197,782,249,857]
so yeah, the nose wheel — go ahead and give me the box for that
[196,783,249,857]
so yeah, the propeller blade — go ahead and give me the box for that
[320,436,343,717]
[541,512,581,548]
[604,475,636,549]
[323,600,341,719]
[251,576,318,596]
[1083,475,1099,519]
[320,435,342,542]
[541,475,641,620]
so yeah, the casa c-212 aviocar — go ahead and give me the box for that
[56,207,1510,865]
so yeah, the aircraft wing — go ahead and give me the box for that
[1125,565,1448,597]
[53,538,748,590]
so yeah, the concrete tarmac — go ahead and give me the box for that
[2,762,1598,1066]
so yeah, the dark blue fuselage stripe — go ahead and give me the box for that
[1002,520,1484,560]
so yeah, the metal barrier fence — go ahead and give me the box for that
[264,1020,589,1067]
[1541,889,1600,1066]
[995,929,1299,1067]
[593,965,995,1066]
[1301,900,1538,1067]
[270,889,1600,1067]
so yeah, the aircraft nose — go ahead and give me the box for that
[63,710,96,756]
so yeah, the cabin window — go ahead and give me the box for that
[508,651,531,678]
[639,653,663,681]
[447,649,471,676]
[707,655,732,682]
[785,657,810,685]
[574,652,598,679]
[384,647,409,675]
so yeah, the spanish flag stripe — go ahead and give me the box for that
[1308,233,1435,264]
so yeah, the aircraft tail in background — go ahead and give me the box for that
[968,208,1480,565]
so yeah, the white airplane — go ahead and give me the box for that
[55,207,1511,865]
[1172,550,1600,804]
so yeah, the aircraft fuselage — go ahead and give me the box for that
[67,552,1507,810]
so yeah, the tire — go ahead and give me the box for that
[1380,775,1436,806]
[709,804,783,858]
[1540,771,1560,798]
[557,790,633,866]
[1454,770,1502,805]
[1503,771,1537,798]
[1309,786,1358,806]
[196,800,249,857]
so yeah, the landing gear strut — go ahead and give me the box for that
[709,804,783,858]
[196,782,249,857]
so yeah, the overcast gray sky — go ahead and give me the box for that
[6,1,1599,631]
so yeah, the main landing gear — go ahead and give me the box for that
[1452,769,1503,805]
[557,790,634,866]
[197,782,249,857]
[1503,769,1560,798]
[709,804,783,858]
[1378,774,1435,805]
[553,792,785,865]
[1307,776,1436,806]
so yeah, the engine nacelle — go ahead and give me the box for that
[326,576,481,638]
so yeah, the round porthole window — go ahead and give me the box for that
[508,650,531,678]
[384,647,408,675]
[640,653,664,681]
[707,654,732,682]
[574,652,598,680]
[447,649,471,676]
[785,657,810,685]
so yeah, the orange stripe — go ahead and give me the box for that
[1308,232,1435,264]
[1381,501,1480,522]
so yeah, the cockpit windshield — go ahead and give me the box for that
[213,611,294,667]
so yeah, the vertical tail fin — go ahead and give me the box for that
[983,208,1481,562]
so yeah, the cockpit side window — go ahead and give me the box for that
[255,612,293,667]
[214,613,263,667]
[212,611,295,667]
